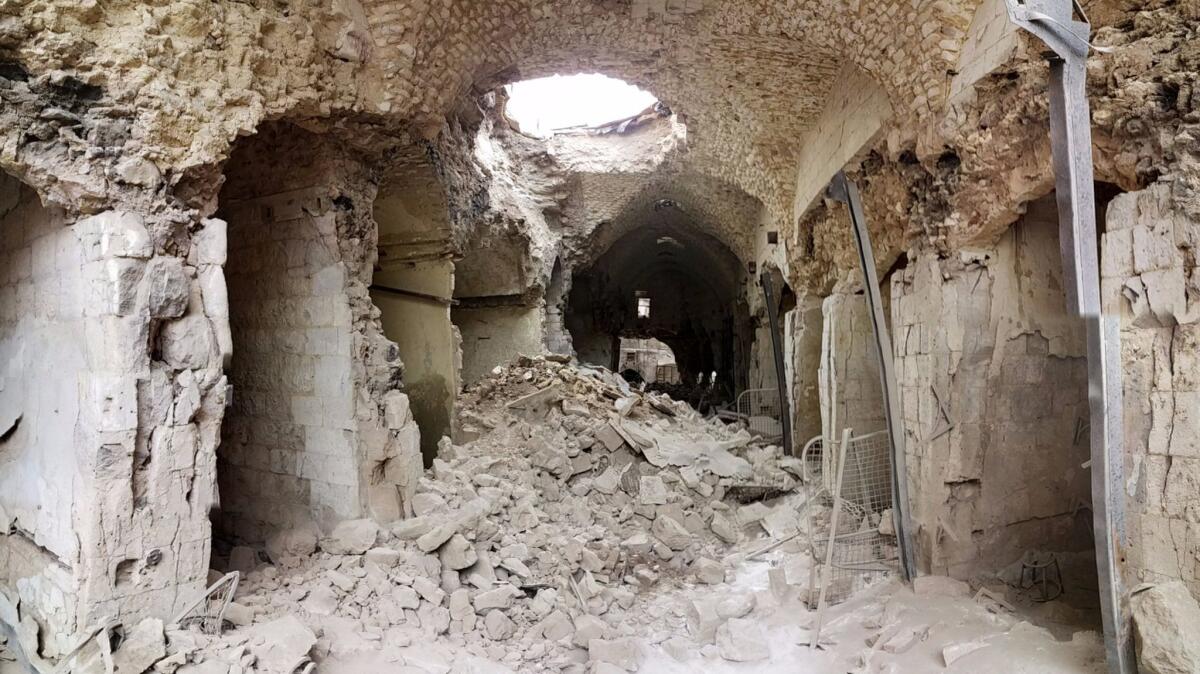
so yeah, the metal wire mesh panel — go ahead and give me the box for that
[808,430,898,607]
[734,388,782,441]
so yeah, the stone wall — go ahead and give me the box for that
[0,177,226,656]
[786,298,824,448]
[820,292,887,442]
[373,261,458,465]
[0,179,86,651]
[893,196,1092,578]
[453,305,545,386]
[1101,184,1200,598]
[216,126,422,542]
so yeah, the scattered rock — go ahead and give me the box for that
[588,637,644,672]
[942,640,989,666]
[111,618,166,674]
[693,557,724,584]
[716,618,769,662]
[322,519,380,555]
[1132,582,1200,674]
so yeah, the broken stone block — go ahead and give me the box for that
[693,557,724,584]
[880,626,922,654]
[393,586,421,610]
[473,585,519,613]
[484,610,515,640]
[1132,581,1200,674]
[710,511,739,544]
[416,522,458,553]
[413,576,445,605]
[111,618,165,674]
[439,534,477,570]
[595,423,626,451]
[639,475,669,505]
[716,594,754,620]
[322,519,379,555]
[686,598,723,644]
[391,515,433,541]
[651,514,692,551]
[364,547,401,568]
[942,639,989,665]
[588,637,644,672]
[538,610,573,642]
[224,602,254,627]
[593,466,623,495]
[411,492,447,516]
[572,614,607,647]
[247,615,316,672]
[621,532,653,555]
[716,618,769,662]
[449,589,473,619]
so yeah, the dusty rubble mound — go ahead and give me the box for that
[78,356,805,674]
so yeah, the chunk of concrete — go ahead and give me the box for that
[652,514,692,551]
[322,519,379,555]
[111,618,165,674]
[483,610,515,640]
[247,615,316,672]
[572,614,607,647]
[1132,582,1200,674]
[693,558,724,585]
[716,618,769,662]
[588,637,644,672]
[439,534,477,570]
[942,640,989,666]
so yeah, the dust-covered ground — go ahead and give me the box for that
[49,357,1106,674]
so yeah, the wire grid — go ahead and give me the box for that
[734,388,783,441]
[807,430,899,606]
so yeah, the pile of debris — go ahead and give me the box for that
[65,356,812,673]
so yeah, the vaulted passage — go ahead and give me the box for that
[2,2,1198,672]
[566,209,747,405]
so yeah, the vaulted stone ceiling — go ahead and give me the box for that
[4,0,977,224]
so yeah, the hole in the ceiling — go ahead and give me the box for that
[504,73,658,136]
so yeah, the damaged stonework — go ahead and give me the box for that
[215,125,422,544]
[892,195,1092,579]
[0,186,226,656]
[1102,184,1200,599]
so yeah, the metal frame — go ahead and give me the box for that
[827,172,916,582]
[1002,2,1131,671]
[760,269,794,455]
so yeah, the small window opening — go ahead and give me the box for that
[504,74,658,136]
[636,295,651,319]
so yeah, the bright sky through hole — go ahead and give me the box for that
[505,74,658,135]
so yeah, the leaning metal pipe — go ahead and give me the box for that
[1003,1,1132,671]
[759,269,794,456]
[827,171,916,582]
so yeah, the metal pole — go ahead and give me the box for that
[1003,2,1132,671]
[827,171,916,582]
[760,269,794,455]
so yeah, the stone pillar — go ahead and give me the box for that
[1100,183,1200,598]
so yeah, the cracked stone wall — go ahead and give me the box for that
[0,177,86,651]
[1102,184,1200,598]
[819,292,887,443]
[893,195,1092,578]
[0,188,226,657]
[216,125,422,544]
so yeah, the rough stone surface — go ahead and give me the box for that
[1132,583,1200,674]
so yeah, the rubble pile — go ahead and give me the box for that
[120,357,811,673]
